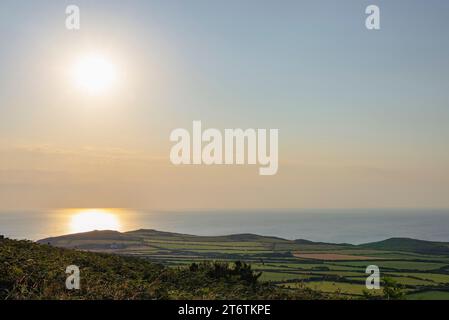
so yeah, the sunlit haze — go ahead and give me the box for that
[1,1,449,210]
[71,54,118,95]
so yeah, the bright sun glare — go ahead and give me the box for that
[72,54,117,95]
[69,209,120,233]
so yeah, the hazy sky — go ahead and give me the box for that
[1,0,449,210]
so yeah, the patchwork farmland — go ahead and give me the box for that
[39,229,449,299]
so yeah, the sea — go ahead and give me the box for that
[0,208,448,245]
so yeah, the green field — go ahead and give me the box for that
[406,291,449,300]
[38,229,449,299]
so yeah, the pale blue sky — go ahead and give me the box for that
[1,0,449,209]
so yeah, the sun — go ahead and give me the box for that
[69,209,121,233]
[71,54,117,95]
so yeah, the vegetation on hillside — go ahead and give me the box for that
[34,230,449,300]
[0,238,324,300]
[361,238,449,255]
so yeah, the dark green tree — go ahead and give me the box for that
[382,277,405,300]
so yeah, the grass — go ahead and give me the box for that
[286,281,368,296]
[330,260,447,271]
[0,238,324,300]
[346,276,435,287]
[259,272,310,282]
[389,272,449,283]
[33,229,449,300]
[406,291,449,300]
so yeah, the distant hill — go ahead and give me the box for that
[360,238,449,255]
[38,230,141,250]
[125,229,189,238]
[38,229,291,250]
[41,230,139,242]
[125,229,288,242]
[38,230,449,255]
